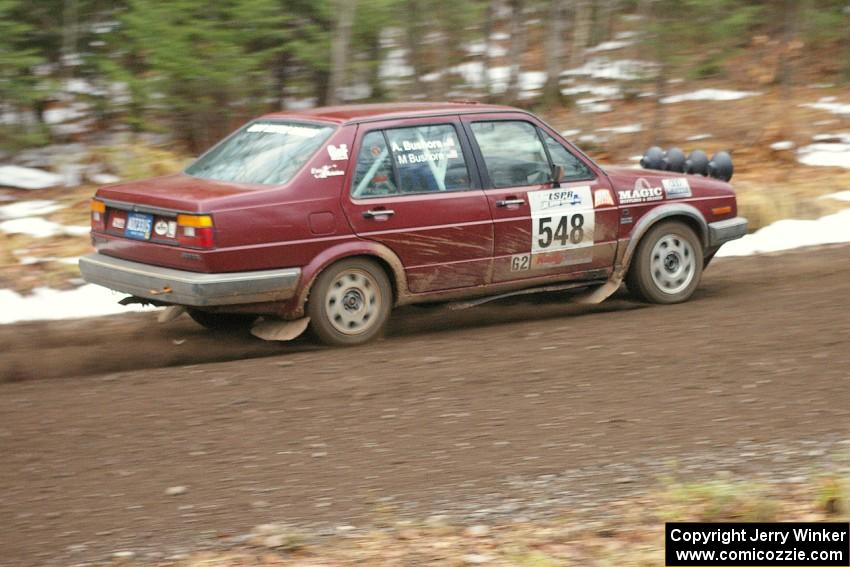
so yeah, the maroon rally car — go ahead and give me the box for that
[80,102,747,346]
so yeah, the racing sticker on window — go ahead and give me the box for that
[390,136,459,165]
[327,144,349,161]
[662,177,691,198]
[529,185,595,255]
[311,164,345,179]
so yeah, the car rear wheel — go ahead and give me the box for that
[626,220,704,304]
[307,258,392,346]
[187,309,258,331]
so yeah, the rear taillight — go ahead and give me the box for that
[90,199,106,231]
[176,214,215,249]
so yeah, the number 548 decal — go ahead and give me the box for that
[528,186,595,253]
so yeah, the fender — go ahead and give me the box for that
[277,239,408,319]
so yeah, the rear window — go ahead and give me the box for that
[186,121,335,185]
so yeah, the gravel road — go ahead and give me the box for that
[2,244,849,566]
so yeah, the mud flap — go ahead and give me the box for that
[157,305,186,323]
[572,276,622,305]
[251,317,310,341]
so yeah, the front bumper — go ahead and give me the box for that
[79,253,301,307]
[708,216,748,248]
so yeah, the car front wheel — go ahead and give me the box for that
[626,220,704,304]
[307,258,392,346]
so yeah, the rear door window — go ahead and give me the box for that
[351,124,471,198]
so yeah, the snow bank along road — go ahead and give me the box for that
[1,244,849,566]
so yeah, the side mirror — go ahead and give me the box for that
[551,165,564,188]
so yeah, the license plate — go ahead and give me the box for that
[124,212,154,240]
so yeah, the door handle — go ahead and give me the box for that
[362,208,395,219]
[496,198,525,207]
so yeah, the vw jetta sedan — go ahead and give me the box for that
[80,102,747,345]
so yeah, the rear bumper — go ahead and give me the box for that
[79,253,301,307]
[708,216,748,247]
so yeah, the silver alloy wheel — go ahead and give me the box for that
[325,268,381,335]
[650,233,696,295]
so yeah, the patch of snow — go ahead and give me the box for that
[797,143,850,169]
[560,129,581,138]
[339,83,371,101]
[686,133,713,141]
[0,217,89,238]
[819,190,850,202]
[89,173,121,185]
[0,284,155,325]
[812,133,850,144]
[561,84,620,98]
[661,89,761,104]
[490,32,509,42]
[464,41,507,58]
[380,48,414,80]
[717,209,850,257]
[44,103,89,125]
[0,165,63,190]
[615,31,639,40]
[562,58,655,81]
[578,134,601,144]
[578,101,613,113]
[770,141,795,151]
[801,98,850,116]
[598,123,643,135]
[586,40,634,53]
[0,200,63,220]
[18,255,81,266]
[518,71,547,94]
[283,97,317,111]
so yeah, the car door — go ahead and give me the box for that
[342,117,493,294]
[461,115,619,284]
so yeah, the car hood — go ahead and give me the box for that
[602,165,734,195]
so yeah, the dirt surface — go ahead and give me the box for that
[2,244,850,566]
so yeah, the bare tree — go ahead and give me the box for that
[405,0,428,99]
[328,0,357,105]
[542,0,567,106]
[505,0,526,103]
[570,0,591,67]
[778,0,799,134]
[481,0,496,100]
[61,0,79,79]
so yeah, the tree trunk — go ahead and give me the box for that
[505,0,526,103]
[327,0,357,105]
[778,0,798,135]
[405,0,427,99]
[542,0,566,106]
[570,0,591,67]
[61,0,79,79]
[481,0,495,100]
[649,0,666,145]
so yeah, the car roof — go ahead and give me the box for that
[260,102,524,125]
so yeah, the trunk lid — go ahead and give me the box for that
[96,173,260,213]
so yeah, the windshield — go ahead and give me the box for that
[185,121,335,185]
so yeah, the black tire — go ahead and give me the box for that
[187,309,257,332]
[626,221,704,304]
[307,258,392,346]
